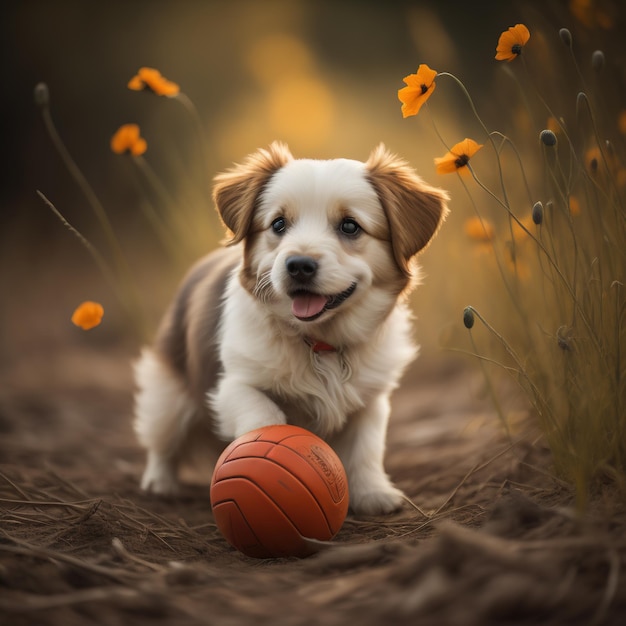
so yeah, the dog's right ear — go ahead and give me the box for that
[213,142,293,245]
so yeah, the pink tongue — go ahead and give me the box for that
[292,293,328,319]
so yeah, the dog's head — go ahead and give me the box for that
[213,142,448,336]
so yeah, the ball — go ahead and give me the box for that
[210,424,349,558]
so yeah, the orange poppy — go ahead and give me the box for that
[546,116,562,134]
[464,216,495,242]
[570,0,614,29]
[128,67,180,97]
[568,196,581,216]
[71,301,104,330]
[110,124,147,156]
[398,64,437,118]
[434,138,483,175]
[495,24,530,62]
[585,146,603,175]
[618,110,626,135]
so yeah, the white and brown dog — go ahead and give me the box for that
[134,142,448,515]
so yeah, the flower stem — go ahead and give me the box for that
[37,191,147,338]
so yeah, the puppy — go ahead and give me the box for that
[134,142,448,515]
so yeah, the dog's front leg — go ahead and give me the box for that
[210,377,287,440]
[332,394,405,516]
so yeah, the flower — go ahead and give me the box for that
[585,146,602,175]
[618,110,626,135]
[398,64,437,118]
[434,138,483,175]
[569,196,581,216]
[110,124,147,156]
[495,24,530,62]
[546,116,562,135]
[570,0,615,30]
[464,216,495,242]
[128,67,180,97]
[71,301,104,330]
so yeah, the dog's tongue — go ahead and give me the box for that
[292,293,328,319]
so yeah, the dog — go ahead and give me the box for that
[134,142,448,515]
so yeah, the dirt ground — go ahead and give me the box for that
[1,340,625,626]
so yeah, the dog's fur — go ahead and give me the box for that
[134,142,448,515]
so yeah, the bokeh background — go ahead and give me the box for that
[1,0,624,392]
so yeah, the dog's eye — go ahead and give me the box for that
[271,217,287,235]
[339,218,361,237]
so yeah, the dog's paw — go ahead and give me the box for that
[350,485,405,516]
[140,457,180,495]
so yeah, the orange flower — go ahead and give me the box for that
[570,0,614,30]
[128,67,180,97]
[546,116,563,134]
[71,301,104,330]
[618,110,626,135]
[585,146,602,175]
[398,64,437,118]
[110,124,147,156]
[464,216,495,242]
[495,24,530,62]
[568,196,581,216]
[434,138,483,175]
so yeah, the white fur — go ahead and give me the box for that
[133,144,447,516]
[134,349,198,493]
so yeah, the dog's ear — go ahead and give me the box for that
[366,144,449,278]
[213,142,293,244]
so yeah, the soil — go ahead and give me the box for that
[1,343,625,625]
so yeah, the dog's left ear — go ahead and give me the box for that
[366,144,449,278]
[213,142,293,245]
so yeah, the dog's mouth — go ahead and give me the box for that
[290,283,357,322]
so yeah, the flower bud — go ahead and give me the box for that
[605,140,614,156]
[463,307,475,329]
[34,82,49,107]
[540,129,557,147]
[559,28,572,47]
[591,50,605,72]
[557,326,572,351]
[532,201,544,225]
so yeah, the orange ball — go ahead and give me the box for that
[210,424,349,558]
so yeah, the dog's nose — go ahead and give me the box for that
[286,255,318,282]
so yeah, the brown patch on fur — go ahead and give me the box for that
[213,142,293,245]
[366,144,449,279]
[154,247,240,405]
[239,229,262,295]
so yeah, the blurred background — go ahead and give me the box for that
[1,0,624,393]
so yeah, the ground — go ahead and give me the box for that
[1,344,625,625]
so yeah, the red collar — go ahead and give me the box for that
[305,338,337,353]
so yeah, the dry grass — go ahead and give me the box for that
[6,11,625,625]
[1,355,625,625]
